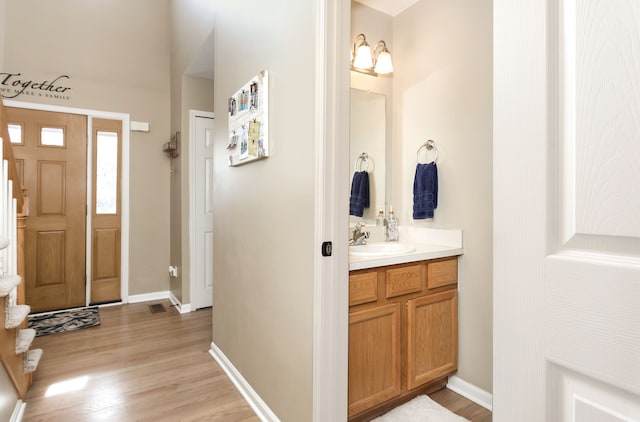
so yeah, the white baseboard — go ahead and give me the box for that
[169,292,192,314]
[209,342,279,422]
[128,291,170,303]
[447,375,493,411]
[10,400,25,422]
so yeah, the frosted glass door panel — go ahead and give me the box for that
[96,131,118,215]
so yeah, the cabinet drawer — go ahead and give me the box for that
[349,272,378,306]
[427,258,458,289]
[386,264,423,298]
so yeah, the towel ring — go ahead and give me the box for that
[354,153,371,172]
[416,139,438,164]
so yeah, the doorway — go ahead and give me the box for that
[189,110,214,310]
[5,104,129,313]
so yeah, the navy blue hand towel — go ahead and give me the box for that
[413,162,438,219]
[349,171,370,217]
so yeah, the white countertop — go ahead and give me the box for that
[349,242,463,271]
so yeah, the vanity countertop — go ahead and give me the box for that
[349,242,463,271]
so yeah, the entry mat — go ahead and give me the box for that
[28,307,100,337]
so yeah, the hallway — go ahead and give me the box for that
[23,301,258,421]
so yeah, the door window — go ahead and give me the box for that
[95,131,118,215]
[40,127,65,147]
[7,123,23,144]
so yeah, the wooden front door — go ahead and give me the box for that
[6,107,87,313]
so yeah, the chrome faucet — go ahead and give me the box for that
[349,222,370,246]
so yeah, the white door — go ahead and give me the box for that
[191,111,215,309]
[494,1,640,421]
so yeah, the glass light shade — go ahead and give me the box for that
[353,44,373,69]
[374,51,394,74]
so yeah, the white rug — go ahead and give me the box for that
[371,395,470,422]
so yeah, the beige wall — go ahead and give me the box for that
[350,2,394,222]
[393,0,493,392]
[212,1,318,420]
[2,0,172,295]
[168,0,215,305]
[174,75,215,304]
[351,3,393,99]
[0,0,4,71]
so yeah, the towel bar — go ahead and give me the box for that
[416,139,438,164]
[354,152,371,171]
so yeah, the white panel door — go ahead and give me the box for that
[193,113,215,309]
[495,1,640,421]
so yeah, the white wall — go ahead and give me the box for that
[393,0,493,393]
[212,1,318,421]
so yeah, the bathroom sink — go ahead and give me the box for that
[349,242,416,257]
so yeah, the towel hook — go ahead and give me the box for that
[416,139,438,164]
[354,152,370,172]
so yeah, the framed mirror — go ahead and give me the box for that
[350,88,386,225]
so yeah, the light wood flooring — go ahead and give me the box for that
[430,388,492,422]
[23,300,490,421]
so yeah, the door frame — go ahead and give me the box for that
[189,109,214,311]
[312,0,350,420]
[4,99,130,306]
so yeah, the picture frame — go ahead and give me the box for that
[227,70,269,166]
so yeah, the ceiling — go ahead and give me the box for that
[353,0,420,16]
[184,1,419,80]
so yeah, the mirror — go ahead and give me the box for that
[350,88,386,225]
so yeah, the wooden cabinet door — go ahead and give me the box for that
[406,290,458,390]
[348,303,402,417]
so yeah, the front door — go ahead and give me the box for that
[6,107,87,313]
[494,1,640,420]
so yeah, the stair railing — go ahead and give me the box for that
[0,97,35,399]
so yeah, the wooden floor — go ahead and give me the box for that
[24,301,259,422]
[430,388,492,422]
[23,300,491,421]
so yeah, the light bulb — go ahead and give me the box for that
[353,44,373,69]
[374,50,394,74]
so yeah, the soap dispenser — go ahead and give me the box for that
[385,207,399,241]
[375,209,385,226]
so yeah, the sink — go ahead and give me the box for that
[349,242,416,257]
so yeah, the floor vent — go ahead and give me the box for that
[148,304,166,314]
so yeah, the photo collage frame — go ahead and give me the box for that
[227,70,269,166]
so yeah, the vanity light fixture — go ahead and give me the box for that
[351,33,394,77]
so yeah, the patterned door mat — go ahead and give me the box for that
[28,307,100,337]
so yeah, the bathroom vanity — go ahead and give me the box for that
[348,240,462,421]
